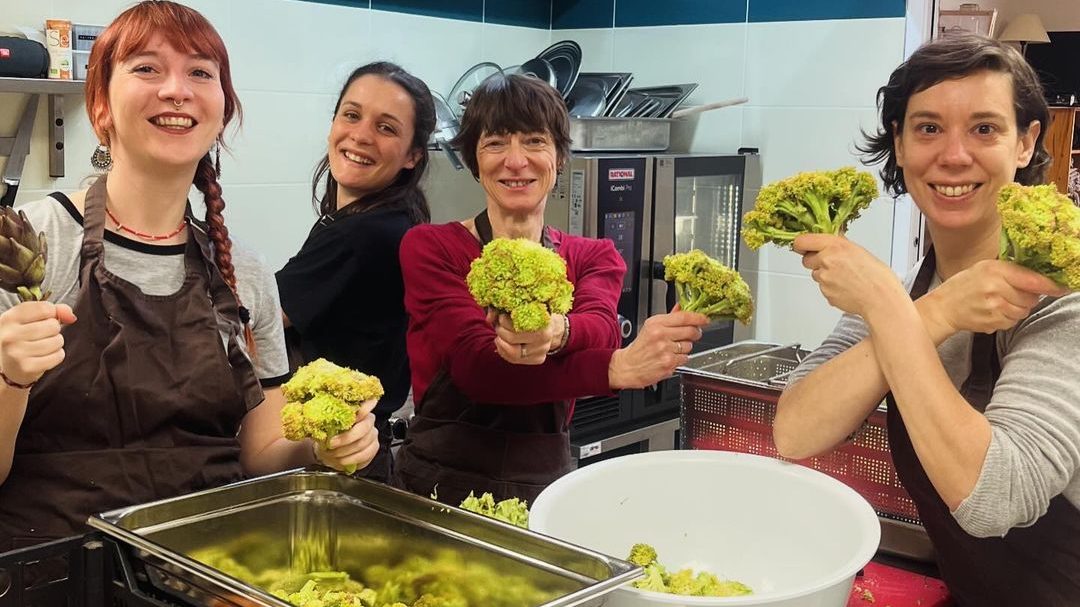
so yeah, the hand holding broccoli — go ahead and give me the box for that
[489,311,565,365]
[281,358,384,474]
[608,310,709,390]
[467,238,574,332]
[663,250,753,324]
[743,167,879,250]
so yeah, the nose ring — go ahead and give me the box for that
[173,99,184,110]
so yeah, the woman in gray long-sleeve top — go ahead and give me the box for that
[772,33,1080,606]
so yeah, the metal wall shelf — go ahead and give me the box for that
[0,77,86,189]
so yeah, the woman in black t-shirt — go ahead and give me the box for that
[276,62,436,483]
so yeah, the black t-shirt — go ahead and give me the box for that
[276,207,414,419]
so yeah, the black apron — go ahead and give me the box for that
[0,175,263,551]
[887,247,1080,605]
[392,211,574,506]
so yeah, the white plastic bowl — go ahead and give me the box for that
[530,451,880,607]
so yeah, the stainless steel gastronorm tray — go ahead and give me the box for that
[89,469,640,607]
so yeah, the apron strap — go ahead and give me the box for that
[80,175,109,266]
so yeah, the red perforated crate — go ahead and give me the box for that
[678,342,932,560]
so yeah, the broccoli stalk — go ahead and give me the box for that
[663,250,753,324]
[997,183,1080,290]
[466,238,575,332]
[742,167,880,250]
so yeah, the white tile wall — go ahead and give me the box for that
[481,23,552,73]
[368,10,484,98]
[744,18,906,108]
[554,28,614,71]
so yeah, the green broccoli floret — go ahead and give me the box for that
[631,563,669,593]
[663,250,753,324]
[466,238,574,332]
[998,183,1080,290]
[625,544,751,598]
[281,358,385,474]
[458,491,529,528]
[742,167,879,249]
[627,543,658,567]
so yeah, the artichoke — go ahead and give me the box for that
[0,207,49,302]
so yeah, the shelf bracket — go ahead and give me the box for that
[49,93,66,178]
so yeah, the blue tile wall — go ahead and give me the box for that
[552,0,614,29]
[748,0,905,22]
[615,0,746,27]
[371,0,484,22]
[487,2,551,28]
[300,0,907,27]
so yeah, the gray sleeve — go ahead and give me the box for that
[784,312,870,386]
[233,246,289,384]
[952,292,1080,537]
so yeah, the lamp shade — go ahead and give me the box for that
[998,13,1051,44]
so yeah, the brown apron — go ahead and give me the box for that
[887,247,1080,605]
[0,175,263,551]
[392,211,574,506]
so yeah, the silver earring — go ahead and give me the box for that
[90,144,112,171]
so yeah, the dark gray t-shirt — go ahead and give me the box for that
[2,194,289,385]
[788,257,1080,538]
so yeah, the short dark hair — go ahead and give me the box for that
[453,73,571,179]
[858,33,1050,197]
[313,62,435,224]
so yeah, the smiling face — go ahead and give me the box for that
[103,33,225,171]
[326,74,419,208]
[476,130,560,216]
[894,70,1039,235]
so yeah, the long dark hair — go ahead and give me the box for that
[858,32,1050,197]
[312,62,435,224]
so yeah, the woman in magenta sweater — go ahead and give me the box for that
[394,74,708,505]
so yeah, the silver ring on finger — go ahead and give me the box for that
[520,344,528,358]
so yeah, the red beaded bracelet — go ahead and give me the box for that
[0,369,35,390]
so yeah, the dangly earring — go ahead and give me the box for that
[90,144,112,171]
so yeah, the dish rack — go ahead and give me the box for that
[677,341,934,561]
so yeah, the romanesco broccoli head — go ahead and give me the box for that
[466,238,575,332]
[743,167,879,250]
[627,543,658,567]
[663,250,754,324]
[290,393,356,444]
[283,358,385,405]
[998,183,1080,290]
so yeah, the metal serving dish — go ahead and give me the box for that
[568,117,673,152]
[678,340,807,388]
[88,469,639,607]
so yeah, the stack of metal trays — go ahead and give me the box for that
[678,341,807,389]
[89,469,639,607]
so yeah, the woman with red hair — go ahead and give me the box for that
[0,1,379,550]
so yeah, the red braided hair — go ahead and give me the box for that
[194,155,257,356]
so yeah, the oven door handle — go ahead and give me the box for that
[650,261,677,312]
